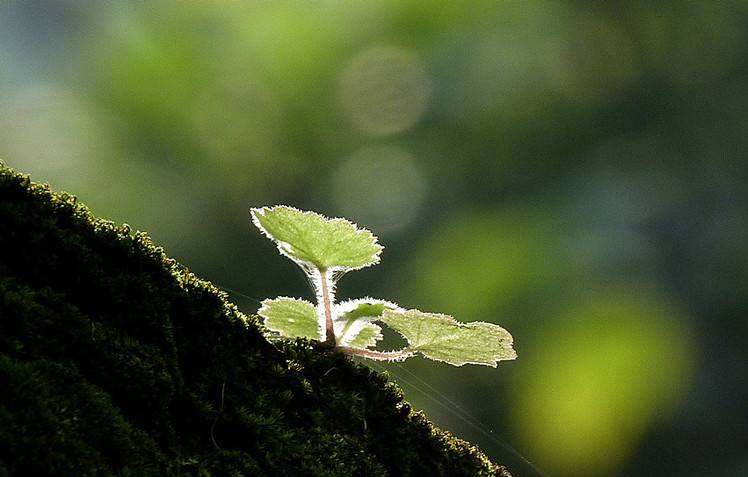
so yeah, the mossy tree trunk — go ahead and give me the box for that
[0,162,511,477]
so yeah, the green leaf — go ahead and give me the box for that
[251,206,382,271]
[258,297,321,341]
[380,309,517,367]
[334,298,399,348]
[345,324,382,349]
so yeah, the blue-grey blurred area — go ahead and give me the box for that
[2,2,747,476]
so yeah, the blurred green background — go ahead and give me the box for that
[2,2,747,476]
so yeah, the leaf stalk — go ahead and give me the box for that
[318,268,336,347]
[335,346,413,361]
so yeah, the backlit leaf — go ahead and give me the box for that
[345,324,382,349]
[258,297,321,341]
[334,298,399,348]
[381,309,517,367]
[251,206,382,271]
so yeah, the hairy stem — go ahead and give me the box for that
[318,268,336,347]
[335,346,414,361]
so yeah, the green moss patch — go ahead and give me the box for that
[0,162,510,477]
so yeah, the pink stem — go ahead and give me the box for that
[319,268,336,346]
[335,346,414,361]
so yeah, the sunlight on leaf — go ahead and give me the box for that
[252,205,517,368]
[381,309,516,367]
[258,297,321,341]
[345,323,382,348]
[334,298,399,348]
[251,205,382,271]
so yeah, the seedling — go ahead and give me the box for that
[251,206,516,367]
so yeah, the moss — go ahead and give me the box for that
[0,161,511,477]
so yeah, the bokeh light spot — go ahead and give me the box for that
[338,45,432,136]
[509,289,696,476]
[330,146,427,234]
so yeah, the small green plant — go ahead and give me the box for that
[251,206,516,367]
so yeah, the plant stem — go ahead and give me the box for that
[318,268,336,347]
[335,346,414,361]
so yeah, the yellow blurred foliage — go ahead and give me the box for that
[509,288,696,476]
